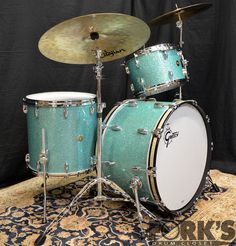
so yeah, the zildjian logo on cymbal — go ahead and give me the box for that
[101,49,126,58]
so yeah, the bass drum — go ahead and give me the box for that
[102,99,212,213]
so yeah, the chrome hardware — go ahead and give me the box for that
[25,153,30,165]
[139,78,145,86]
[51,101,57,107]
[132,166,145,172]
[102,102,106,109]
[169,103,178,109]
[111,125,122,131]
[128,100,137,107]
[90,100,95,114]
[190,100,198,106]
[38,128,48,172]
[23,104,28,114]
[206,115,210,123]
[134,53,140,68]
[34,102,39,118]
[140,197,149,202]
[152,128,164,138]
[132,166,156,176]
[102,161,116,166]
[147,167,156,176]
[63,103,69,119]
[130,83,135,92]
[211,142,214,151]
[37,161,41,172]
[154,102,165,108]
[178,50,189,80]
[64,163,69,174]
[90,156,97,166]
[125,66,130,74]
[130,176,142,189]
[137,128,148,135]
[146,98,156,102]
[162,50,168,60]
[168,71,174,80]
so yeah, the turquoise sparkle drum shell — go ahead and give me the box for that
[102,99,211,213]
[126,44,187,97]
[24,91,97,176]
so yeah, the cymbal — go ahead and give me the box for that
[38,13,150,64]
[148,3,212,26]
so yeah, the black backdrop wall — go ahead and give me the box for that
[0,0,235,186]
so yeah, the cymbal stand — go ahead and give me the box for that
[35,48,165,245]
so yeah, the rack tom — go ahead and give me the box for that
[126,44,188,97]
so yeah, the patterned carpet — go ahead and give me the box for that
[0,170,235,245]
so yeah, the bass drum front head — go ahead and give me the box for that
[154,102,210,212]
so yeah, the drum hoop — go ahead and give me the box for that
[135,43,179,57]
[148,100,212,214]
[28,165,94,177]
[23,98,96,107]
[135,79,185,97]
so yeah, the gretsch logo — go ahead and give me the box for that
[164,125,179,148]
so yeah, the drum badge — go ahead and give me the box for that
[164,125,179,148]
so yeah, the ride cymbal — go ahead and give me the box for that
[38,13,150,64]
[148,3,212,26]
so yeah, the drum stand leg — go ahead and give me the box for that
[38,128,48,224]
[207,173,220,192]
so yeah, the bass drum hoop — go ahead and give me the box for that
[148,100,212,214]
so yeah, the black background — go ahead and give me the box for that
[0,0,235,187]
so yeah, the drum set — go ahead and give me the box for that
[22,2,216,242]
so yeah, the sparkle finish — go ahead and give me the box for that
[102,100,169,200]
[25,100,97,175]
[102,100,211,213]
[126,45,186,96]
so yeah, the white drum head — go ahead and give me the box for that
[155,103,208,211]
[26,91,96,101]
